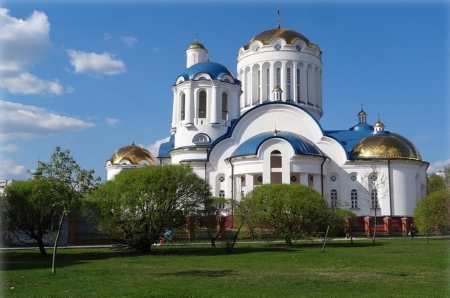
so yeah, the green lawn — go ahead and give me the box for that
[1,238,449,298]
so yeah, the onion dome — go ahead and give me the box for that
[177,61,235,82]
[186,40,207,51]
[107,142,156,165]
[244,28,310,49]
[350,133,421,160]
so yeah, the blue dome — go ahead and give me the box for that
[177,62,235,83]
[231,131,324,158]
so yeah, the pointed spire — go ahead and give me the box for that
[273,123,280,136]
[132,134,135,145]
[277,8,281,29]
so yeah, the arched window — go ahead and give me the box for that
[351,189,358,209]
[331,189,338,209]
[257,70,261,101]
[270,150,282,184]
[276,67,281,86]
[222,93,228,120]
[192,133,210,144]
[371,189,379,209]
[219,190,225,198]
[266,69,270,100]
[198,90,207,118]
[180,93,185,120]
[286,68,291,100]
[296,68,300,102]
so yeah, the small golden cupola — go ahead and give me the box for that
[106,141,156,166]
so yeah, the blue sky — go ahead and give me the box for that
[0,0,449,181]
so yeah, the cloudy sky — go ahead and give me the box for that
[0,0,449,181]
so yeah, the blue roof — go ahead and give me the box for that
[231,131,324,158]
[177,62,239,84]
[157,134,175,158]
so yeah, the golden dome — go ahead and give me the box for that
[107,142,156,165]
[374,120,384,127]
[245,28,310,48]
[351,133,420,160]
[186,41,207,51]
[357,110,367,116]
[273,85,283,92]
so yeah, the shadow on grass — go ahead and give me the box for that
[159,269,236,277]
[0,240,384,271]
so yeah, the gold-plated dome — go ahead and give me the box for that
[358,110,367,116]
[374,120,384,127]
[351,134,420,160]
[186,41,207,51]
[246,28,310,48]
[273,85,283,92]
[108,142,156,165]
[390,132,422,160]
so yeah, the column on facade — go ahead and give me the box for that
[245,173,254,196]
[312,174,321,193]
[172,90,178,127]
[186,87,194,123]
[364,216,372,236]
[401,217,410,235]
[210,85,218,123]
[300,63,307,103]
[299,173,308,186]
[383,217,392,235]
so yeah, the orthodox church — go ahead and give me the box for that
[105,21,428,233]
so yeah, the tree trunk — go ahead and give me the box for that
[52,212,66,274]
[36,237,47,257]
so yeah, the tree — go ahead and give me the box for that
[2,179,71,257]
[201,196,228,249]
[238,184,328,246]
[413,189,450,237]
[38,146,100,274]
[321,197,357,252]
[359,164,389,245]
[427,174,445,193]
[86,165,209,254]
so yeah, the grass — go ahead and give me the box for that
[1,238,449,298]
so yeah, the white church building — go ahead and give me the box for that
[106,22,428,234]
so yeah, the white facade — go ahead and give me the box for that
[107,25,428,220]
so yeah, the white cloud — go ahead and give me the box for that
[0,100,95,140]
[146,137,170,158]
[67,50,126,76]
[106,118,119,126]
[0,8,68,95]
[0,157,26,179]
[427,159,450,174]
[122,36,138,46]
[0,144,20,152]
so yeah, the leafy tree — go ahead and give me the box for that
[38,146,100,274]
[427,174,445,193]
[201,197,228,249]
[86,165,209,254]
[2,179,71,257]
[238,184,328,246]
[413,189,450,237]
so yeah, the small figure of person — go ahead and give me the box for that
[409,223,416,239]
[164,227,173,245]
[345,228,351,239]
